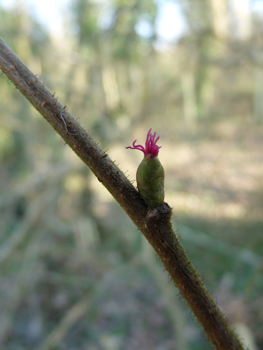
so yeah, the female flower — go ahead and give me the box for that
[126,129,165,208]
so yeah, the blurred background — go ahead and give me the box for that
[0,0,263,349]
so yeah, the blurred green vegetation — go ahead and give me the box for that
[0,1,263,349]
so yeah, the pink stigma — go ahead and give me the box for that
[126,129,161,158]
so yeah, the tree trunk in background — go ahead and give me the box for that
[102,66,120,115]
[231,0,251,39]
[211,0,229,38]
[181,72,197,124]
[254,67,263,122]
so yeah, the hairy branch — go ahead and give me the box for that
[0,38,245,350]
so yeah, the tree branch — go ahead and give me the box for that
[0,37,245,350]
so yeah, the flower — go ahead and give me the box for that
[126,128,161,158]
[126,128,164,207]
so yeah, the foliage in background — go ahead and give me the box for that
[0,1,263,349]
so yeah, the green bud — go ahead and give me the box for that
[136,155,164,208]
[126,129,165,208]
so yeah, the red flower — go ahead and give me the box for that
[126,128,161,158]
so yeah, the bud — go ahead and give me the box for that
[126,129,165,208]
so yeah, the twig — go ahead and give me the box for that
[0,196,42,265]
[0,196,46,343]
[37,295,91,350]
[0,164,77,210]
[0,37,245,350]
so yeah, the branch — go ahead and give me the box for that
[0,38,245,350]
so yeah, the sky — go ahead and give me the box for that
[0,0,263,43]
[0,0,71,37]
[0,0,185,43]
